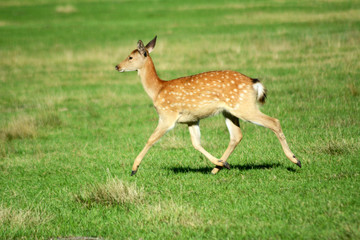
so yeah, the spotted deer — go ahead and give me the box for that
[115,36,301,176]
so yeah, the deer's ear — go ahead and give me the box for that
[137,40,146,56]
[145,36,157,53]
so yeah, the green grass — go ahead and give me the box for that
[1,0,359,239]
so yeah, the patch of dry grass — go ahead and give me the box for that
[0,205,53,229]
[347,83,359,96]
[0,115,37,141]
[74,177,144,207]
[0,111,62,141]
[0,21,9,27]
[142,200,204,227]
[37,111,62,128]
[0,138,6,158]
[55,5,77,14]
[305,138,360,156]
[320,139,359,156]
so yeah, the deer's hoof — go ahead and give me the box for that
[131,170,137,176]
[223,161,230,170]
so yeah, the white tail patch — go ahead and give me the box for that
[252,82,267,104]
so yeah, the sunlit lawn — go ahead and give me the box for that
[0,0,359,239]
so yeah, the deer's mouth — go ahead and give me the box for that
[115,65,125,72]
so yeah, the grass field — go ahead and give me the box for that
[1,0,359,239]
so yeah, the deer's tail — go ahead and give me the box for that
[251,78,267,104]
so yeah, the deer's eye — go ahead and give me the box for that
[129,56,133,60]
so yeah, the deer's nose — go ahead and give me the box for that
[115,65,119,70]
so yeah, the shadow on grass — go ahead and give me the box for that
[167,162,298,174]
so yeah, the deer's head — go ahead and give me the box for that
[115,36,157,72]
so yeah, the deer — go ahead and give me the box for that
[115,36,301,176]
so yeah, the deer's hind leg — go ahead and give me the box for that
[231,108,301,168]
[211,112,243,175]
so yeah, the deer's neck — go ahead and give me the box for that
[138,56,163,101]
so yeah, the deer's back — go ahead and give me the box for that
[154,70,255,122]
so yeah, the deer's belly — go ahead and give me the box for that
[177,106,224,123]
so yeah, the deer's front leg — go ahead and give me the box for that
[131,117,176,176]
[188,122,230,170]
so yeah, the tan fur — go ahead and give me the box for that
[115,37,300,175]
